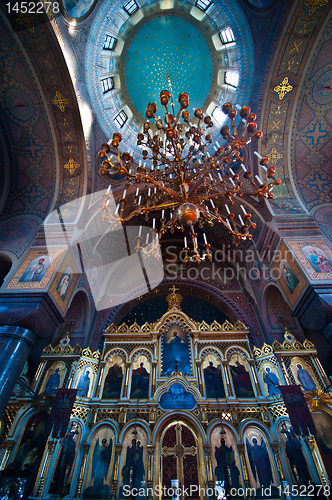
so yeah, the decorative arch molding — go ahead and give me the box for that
[199,346,224,362]
[101,280,263,346]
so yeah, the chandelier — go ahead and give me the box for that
[98,79,281,262]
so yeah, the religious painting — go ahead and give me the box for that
[302,245,332,274]
[83,426,115,498]
[39,361,66,395]
[228,354,255,398]
[50,253,80,313]
[119,426,147,498]
[210,426,242,492]
[290,357,319,392]
[56,266,73,301]
[161,323,191,376]
[75,364,95,399]
[278,421,312,485]
[6,249,63,290]
[202,354,225,399]
[63,0,96,18]
[160,383,196,410]
[11,413,48,473]
[101,355,125,399]
[280,259,299,294]
[286,240,332,281]
[19,255,51,283]
[130,355,150,399]
[48,421,81,495]
[260,362,282,397]
[312,411,332,480]
[271,242,307,307]
[243,427,279,493]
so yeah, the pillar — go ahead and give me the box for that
[111,444,122,499]
[0,325,37,418]
[237,444,251,490]
[75,443,90,497]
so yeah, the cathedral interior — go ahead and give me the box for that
[1,0,332,498]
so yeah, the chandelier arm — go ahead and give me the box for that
[143,178,181,199]
[187,164,214,198]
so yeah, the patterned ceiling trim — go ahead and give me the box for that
[290,12,332,242]
[3,9,86,217]
[259,0,331,216]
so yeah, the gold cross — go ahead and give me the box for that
[267,148,283,165]
[274,77,293,100]
[52,91,69,112]
[16,13,38,33]
[169,285,179,294]
[305,0,328,16]
[64,158,80,174]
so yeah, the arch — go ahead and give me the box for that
[0,253,12,287]
[59,290,91,344]
[100,353,126,400]
[83,422,116,498]
[129,354,151,400]
[199,346,224,362]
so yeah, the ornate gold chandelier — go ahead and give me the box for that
[98,81,281,262]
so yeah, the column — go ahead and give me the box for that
[237,444,251,490]
[275,353,291,384]
[0,440,15,470]
[248,360,262,396]
[111,444,122,499]
[147,445,154,498]
[270,443,285,481]
[305,436,329,487]
[196,360,204,396]
[35,440,57,497]
[222,360,233,396]
[203,444,213,489]
[123,362,131,399]
[151,361,157,396]
[0,325,37,418]
[75,443,90,497]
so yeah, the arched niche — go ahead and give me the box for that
[0,253,12,287]
[202,352,226,399]
[242,424,280,492]
[60,290,90,342]
[263,284,301,343]
[83,424,116,497]
[130,354,151,400]
[101,354,125,400]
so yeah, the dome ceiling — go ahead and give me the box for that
[123,15,214,117]
[86,0,254,163]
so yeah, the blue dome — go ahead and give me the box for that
[124,16,213,118]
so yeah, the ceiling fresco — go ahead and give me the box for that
[123,15,214,117]
[260,0,331,217]
[290,17,332,241]
[85,0,254,162]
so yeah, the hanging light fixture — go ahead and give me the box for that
[98,78,281,262]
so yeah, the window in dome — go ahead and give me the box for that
[123,0,139,14]
[220,27,235,45]
[103,35,117,51]
[195,0,211,11]
[115,110,128,128]
[101,77,114,93]
[225,71,239,88]
[212,106,226,126]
